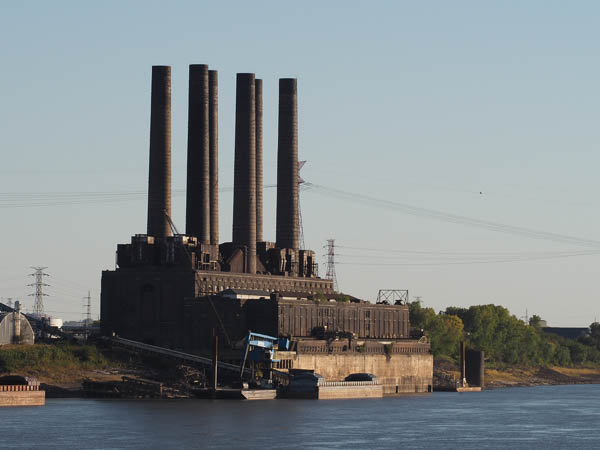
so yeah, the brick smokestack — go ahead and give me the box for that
[232,73,257,274]
[147,65,172,238]
[276,78,299,250]
[185,64,210,243]
[255,78,263,243]
[209,70,219,245]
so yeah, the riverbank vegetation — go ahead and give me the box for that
[0,343,111,376]
[410,302,600,367]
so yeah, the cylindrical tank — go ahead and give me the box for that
[48,317,63,329]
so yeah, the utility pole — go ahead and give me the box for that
[28,267,49,318]
[325,239,338,292]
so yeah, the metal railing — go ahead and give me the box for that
[317,380,379,387]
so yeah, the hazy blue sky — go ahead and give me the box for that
[1,1,600,324]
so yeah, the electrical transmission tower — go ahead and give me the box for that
[325,239,338,292]
[83,291,92,340]
[297,161,306,250]
[28,267,49,317]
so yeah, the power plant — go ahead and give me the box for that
[101,65,433,394]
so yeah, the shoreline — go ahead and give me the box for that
[38,366,600,398]
[44,380,600,399]
[435,365,600,391]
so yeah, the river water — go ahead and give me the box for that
[1,384,599,449]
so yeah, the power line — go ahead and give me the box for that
[0,184,282,208]
[336,250,600,266]
[305,183,600,249]
[334,250,600,262]
[335,245,593,256]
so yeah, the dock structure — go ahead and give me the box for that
[0,377,45,407]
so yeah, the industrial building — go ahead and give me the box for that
[101,65,433,393]
[0,302,35,346]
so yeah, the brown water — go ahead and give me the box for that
[1,384,599,449]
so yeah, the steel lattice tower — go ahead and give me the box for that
[83,290,92,341]
[28,266,49,317]
[297,160,306,250]
[325,239,338,292]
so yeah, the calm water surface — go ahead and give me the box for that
[1,384,599,449]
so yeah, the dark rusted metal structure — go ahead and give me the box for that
[232,73,257,274]
[276,78,299,250]
[185,64,211,243]
[466,349,485,388]
[184,295,413,352]
[147,65,172,238]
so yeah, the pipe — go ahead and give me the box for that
[147,65,172,238]
[276,78,299,250]
[209,70,219,246]
[185,64,211,243]
[232,73,256,274]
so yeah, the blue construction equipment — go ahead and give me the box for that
[240,331,280,381]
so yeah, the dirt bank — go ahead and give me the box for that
[485,366,600,388]
[434,358,600,390]
[0,343,205,398]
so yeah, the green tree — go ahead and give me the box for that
[529,315,543,328]
[408,301,435,330]
[427,314,464,359]
[590,322,600,349]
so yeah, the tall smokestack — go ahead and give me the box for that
[209,70,219,246]
[232,73,257,274]
[147,65,172,238]
[255,78,263,243]
[276,78,299,250]
[185,64,210,243]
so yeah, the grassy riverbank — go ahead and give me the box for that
[0,342,202,396]
[485,366,600,388]
[434,357,600,389]
[0,343,135,394]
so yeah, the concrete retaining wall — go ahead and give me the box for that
[317,384,383,399]
[0,391,45,407]
[292,353,433,394]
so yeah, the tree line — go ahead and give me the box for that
[409,302,600,367]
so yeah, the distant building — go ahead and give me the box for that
[0,311,35,345]
[542,327,590,340]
